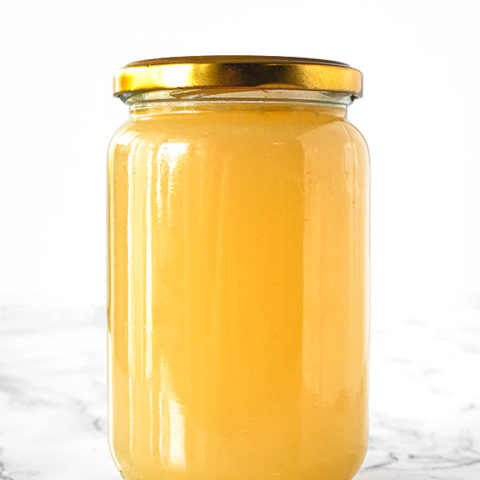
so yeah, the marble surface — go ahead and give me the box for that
[0,305,479,480]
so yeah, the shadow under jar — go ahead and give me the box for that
[107,56,370,480]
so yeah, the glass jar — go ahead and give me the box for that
[108,56,369,480]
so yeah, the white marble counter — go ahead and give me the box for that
[0,306,479,480]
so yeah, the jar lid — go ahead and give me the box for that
[113,56,363,98]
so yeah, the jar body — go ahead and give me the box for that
[108,97,369,480]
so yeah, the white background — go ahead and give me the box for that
[1,0,479,324]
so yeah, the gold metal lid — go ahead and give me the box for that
[114,56,363,98]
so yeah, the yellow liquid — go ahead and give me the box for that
[108,101,369,480]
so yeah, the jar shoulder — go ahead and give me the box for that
[108,120,135,156]
[340,120,370,174]
[342,120,369,159]
[108,114,369,164]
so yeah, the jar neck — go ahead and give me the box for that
[121,88,353,120]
